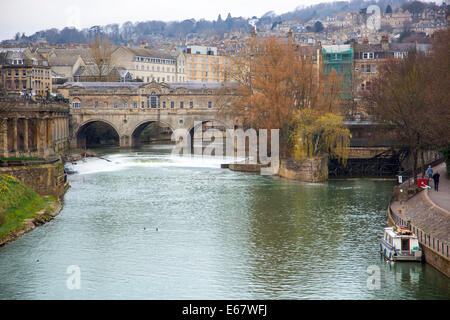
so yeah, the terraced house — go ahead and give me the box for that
[178,45,233,83]
[0,49,52,97]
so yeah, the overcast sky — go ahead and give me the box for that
[0,0,329,41]
[0,0,443,41]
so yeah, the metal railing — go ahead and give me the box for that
[396,157,445,188]
[388,201,449,258]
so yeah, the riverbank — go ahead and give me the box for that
[0,175,63,248]
[389,163,449,278]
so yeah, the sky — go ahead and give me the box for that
[0,0,325,41]
[0,0,443,41]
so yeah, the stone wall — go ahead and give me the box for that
[0,160,67,197]
[348,147,389,159]
[228,163,267,173]
[278,156,328,182]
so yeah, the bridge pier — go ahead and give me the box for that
[120,136,132,149]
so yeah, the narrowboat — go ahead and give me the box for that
[380,226,423,262]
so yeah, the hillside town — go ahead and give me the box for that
[0,2,447,102]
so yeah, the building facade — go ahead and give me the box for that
[179,45,233,83]
[0,49,52,97]
[0,101,69,159]
[111,46,187,83]
[321,44,354,99]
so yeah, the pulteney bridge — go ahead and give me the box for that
[58,82,239,149]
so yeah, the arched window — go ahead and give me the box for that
[72,98,81,109]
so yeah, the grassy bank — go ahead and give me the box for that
[0,174,57,242]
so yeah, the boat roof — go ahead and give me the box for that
[384,227,417,238]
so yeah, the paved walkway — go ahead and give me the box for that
[391,161,450,244]
[428,162,450,213]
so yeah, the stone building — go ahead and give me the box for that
[352,37,430,97]
[0,100,70,159]
[0,49,52,97]
[179,45,233,83]
[111,46,187,83]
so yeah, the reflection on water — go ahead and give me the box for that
[0,146,449,300]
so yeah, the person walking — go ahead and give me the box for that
[426,165,433,184]
[432,172,440,192]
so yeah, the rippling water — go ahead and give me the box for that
[0,146,449,299]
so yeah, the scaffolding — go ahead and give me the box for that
[321,44,354,99]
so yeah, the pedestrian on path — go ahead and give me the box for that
[432,172,440,192]
[426,165,433,180]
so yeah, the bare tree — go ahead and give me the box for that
[86,35,116,82]
[220,36,349,158]
[365,28,450,179]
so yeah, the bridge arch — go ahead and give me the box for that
[131,120,175,147]
[75,119,121,149]
[187,119,232,155]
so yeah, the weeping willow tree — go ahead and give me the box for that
[292,109,351,165]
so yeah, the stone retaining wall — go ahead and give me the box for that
[0,160,67,197]
[278,156,328,182]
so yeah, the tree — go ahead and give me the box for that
[87,35,116,82]
[224,36,349,158]
[365,29,450,179]
[314,21,324,33]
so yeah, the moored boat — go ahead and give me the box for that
[380,226,423,262]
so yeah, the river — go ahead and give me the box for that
[0,146,449,299]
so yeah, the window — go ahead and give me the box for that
[171,101,175,109]
[151,92,157,108]
[180,101,184,109]
[162,102,166,109]
[133,102,138,109]
[123,103,127,109]
[72,101,81,109]
[208,101,212,109]
[22,70,26,77]
[394,52,407,59]
[189,101,193,109]
[141,101,145,109]
[114,103,118,109]
[363,52,374,59]
[361,64,371,73]
[94,101,99,109]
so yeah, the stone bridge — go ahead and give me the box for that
[70,108,236,148]
[59,82,238,148]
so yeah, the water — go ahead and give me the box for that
[0,146,449,299]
